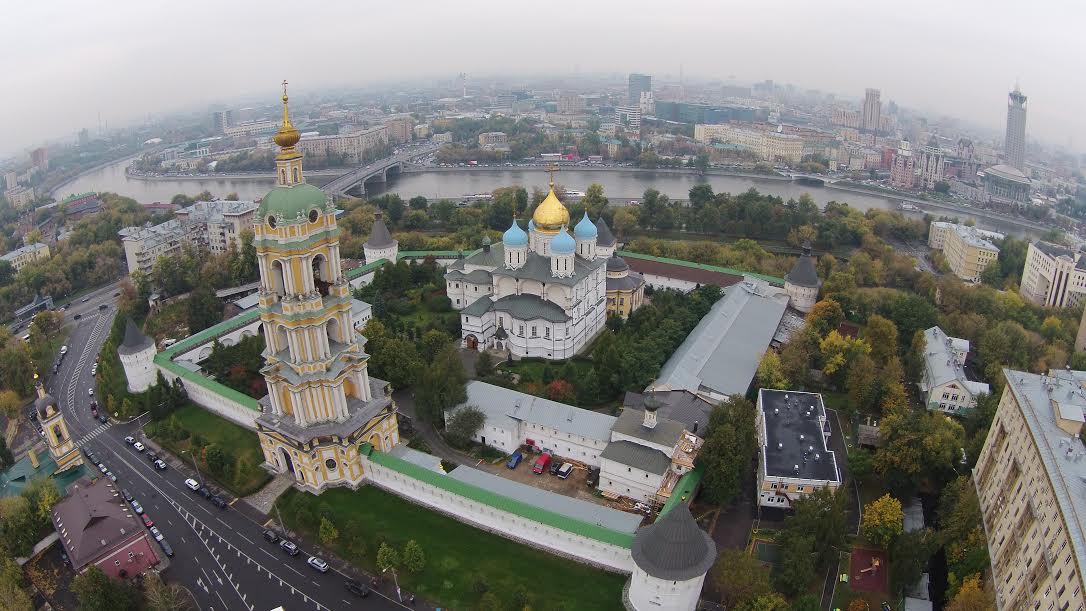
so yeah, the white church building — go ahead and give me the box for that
[446,183,609,359]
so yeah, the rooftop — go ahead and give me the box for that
[611,407,686,449]
[0,242,48,262]
[656,279,789,398]
[52,477,152,571]
[599,440,672,475]
[933,221,1001,251]
[623,390,714,437]
[1001,368,1086,585]
[255,378,394,444]
[453,381,616,443]
[919,326,990,397]
[630,504,716,580]
[758,389,840,483]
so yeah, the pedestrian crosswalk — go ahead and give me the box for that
[76,422,112,446]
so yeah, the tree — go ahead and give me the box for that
[409,196,428,210]
[71,566,140,611]
[415,346,467,424]
[819,331,871,382]
[756,351,788,390]
[889,528,936,597]
[737,593,789,611]
[774,532,815,596]
[544,379,575,403]
[875,411,964,497]
[945,574,994,611]
[446,405,485,446]
[846,355,880,414]
[712,548,773,609]
[697,397,758,504]
[863,315,899,365]
[612,207,638,237]
[0,437,13,469]
[847,600,870,611]
[0,390,21,420]
[806,299,845,336]
[0,558,32,611]
[478,592,502,611]
[784,487,848,571]
[376,542,400,572]
[862,494,904,549]
[143,572,192,611]
[319,516,339,547]
[402,539,425,573]
[420,329,452,359]
[185,285,223,333]
[33,482,60,522]
[474,351,494,377]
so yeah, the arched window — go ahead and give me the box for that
[279,169,286,184]
[293,167,300,183]
[270,259,287,296]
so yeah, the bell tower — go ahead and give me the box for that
[34,378,82,473]
[273,80,305,188]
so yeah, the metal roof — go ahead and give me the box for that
[630,504,716,580]
[118,318,154,355]
[491,294,569,323]
[364,215,396,248]
[656,279,789,398]
[489,248,607,287]
[785,244,820,288]
[52,478,150,572]
[456,381,616,443]
[623,391,713,436]
[611,408,685,448]
[461,296,494,317]
[919,326,990,397]
[599,440,671,475]
[595,217,616,247]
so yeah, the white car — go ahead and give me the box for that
[130,500,143,514]
[153,459,167,470]
[87,388,94,396]
[184,478,200,491]
[106,471,117,482]
[59,346,68,355]
[124,436,135,444]
[98,463,108,473]
[149,526,164,542]
[307,556,329,573]
[133,442,145,452]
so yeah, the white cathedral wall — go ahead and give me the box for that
[362,457,636,573]
[626,565,705,611]
[173,319,262,363]
[155,363,260,430]
[640,273,699,293]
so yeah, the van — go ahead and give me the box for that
[532,452,552,474]
[557,463,574,479]
[506,450,522,469]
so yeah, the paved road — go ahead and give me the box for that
[51,293,410,611]
[322,145,439,196]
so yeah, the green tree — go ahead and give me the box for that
[415,346,467,424]
[806,299,845,336]
[711,548,773,609]
[889,528,936,597]
[783,487,848,571]
[755,351,788,389]
[862,494,904,549]
[0,390,21,420]
[474,351,494,377]
[697,397,758,504]
[846,354,880,414]
[185,285,223,333]
[143,572,192,611]
[0,557,32,611]
[420,329,452,359]
[319,516,339,547]
[204,444,228,476]
[446,405,485,447]
[402,539,426,573]
[409,196,428,210]
[0,436,13,469]
[774,532,816,596]
[478,592,502,611]
[875,411,964,497]
[72,566,141,611]
[737,593,790,611]
[376,542,400,572]
[863,314,899,365]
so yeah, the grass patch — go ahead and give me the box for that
[146,404,270,496]
[275,486,626,611]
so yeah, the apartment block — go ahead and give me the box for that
[296,126,389,164]
[694,124,804,164]
[119,200,258,275]
[973,368,1086,611]
[928,221,1002,283]
[0,242,50,273]
[1019,241,1086,308]
[383,116,414,144]
[918,326,990,414]
[755,389,841,509]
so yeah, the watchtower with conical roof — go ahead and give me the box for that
[627,505,716,611]
[363,210,398,264]
[784,241,821,313]
[118,318,157,392]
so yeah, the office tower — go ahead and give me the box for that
[628,74,652,105]
[862,88,881,133]
[1005,86,1028,170]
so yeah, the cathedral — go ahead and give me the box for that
[253,83,399,493]
[447,183,641,360]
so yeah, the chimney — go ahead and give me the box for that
[692,420,698,434]
[642,394,660,429]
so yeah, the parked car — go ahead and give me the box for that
[59,346,68,356]
[184,478,200,491]
[153,459,167,470]
[73,313,81,320]
[506,450,522,469]
[124,436,135,444]
[133,442,145,451]
[147,451,158,462]
[344,578,370,597]
[98,304,108,311]
[209,495,228,509]
[130,500,144,514]
[97,414,107,423]
[549,460,562,476]
[142,514,153,528]
[280,540,300,556]
[557,463,574,479]
[197,487,212,499]
[262,529,279,544]
[149,527,164,542]
[306,556,329,573]
[158,539,174,557]
[105,471,117,482]
[87,388,93,396]
[121,489,133,502]
[532,452,552,474]
[97,463,108,473]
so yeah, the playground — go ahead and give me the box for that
[849,547,888,593]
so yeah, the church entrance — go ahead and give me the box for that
[278,447,295,476]
[465,335,478,350]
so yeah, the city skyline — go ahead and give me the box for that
[3,0,1083,156]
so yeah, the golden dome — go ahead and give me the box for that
[532,187,570,232]
[273,81,301,149]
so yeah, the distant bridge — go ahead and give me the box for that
[321,144,439,198]
[782,172,840,186]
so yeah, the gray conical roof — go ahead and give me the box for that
[786,242,820,288]
[631,505,716,580]
[35,392,58,419]
[365,212,397,249]
[118,318,154,355]
[595,217,616,247]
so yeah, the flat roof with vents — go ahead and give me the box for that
[758,389,840,483]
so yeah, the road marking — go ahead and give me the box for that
[260,548,276,560]
[284,564,305,578]
[234,532,253,545]
[312,580,320,587]
[216,591,228,608]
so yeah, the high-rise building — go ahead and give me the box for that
[383,116,414,144]
[1018,241,1086,308]
[973,367,1086,610]
[1005,86,1028,171]
[862,88,881,133]
[30,147,48,171]
[628,73,652,105]
[890,140,916,189]
[212,110,233,134]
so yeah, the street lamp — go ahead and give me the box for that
[383,567,402,602]
[182,449,204,487]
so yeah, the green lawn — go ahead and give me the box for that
[147,404,270,496]
[275,486,627,611]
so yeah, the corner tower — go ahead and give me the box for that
[254,82,399,493]
[118,318,156,393]
[34,379,82,473]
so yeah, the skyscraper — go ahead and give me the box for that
[862,88,881,133]
[628,73,652,105]
[1005,85,1028,171]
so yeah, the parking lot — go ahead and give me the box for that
[473,449,629,510]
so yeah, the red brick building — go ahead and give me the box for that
[52,478,159,579]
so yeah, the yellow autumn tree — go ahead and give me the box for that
[861,494,903,548]
[945,574,994,611]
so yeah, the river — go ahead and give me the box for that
[55,158,1043,238]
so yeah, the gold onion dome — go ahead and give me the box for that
[273,81,301,149]
[532,187,570,232]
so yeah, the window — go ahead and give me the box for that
[544,328,550,339]
[531,326,537,337]
[325,458,337,470]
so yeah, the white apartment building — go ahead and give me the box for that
[1019,241,1086,308]
[478,132,509,148]
[119,200,258,275]
[694,124,804,164]
[615,106,642,131]
[919,326,990,414]
[0,242,50,273]
[927,221,1002,283]
[223,120,278,138]
[296,126,389,164]
[755,389,841,509]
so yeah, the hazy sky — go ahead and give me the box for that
[5,0,1083,156]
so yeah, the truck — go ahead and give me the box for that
[532,452,552,474]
